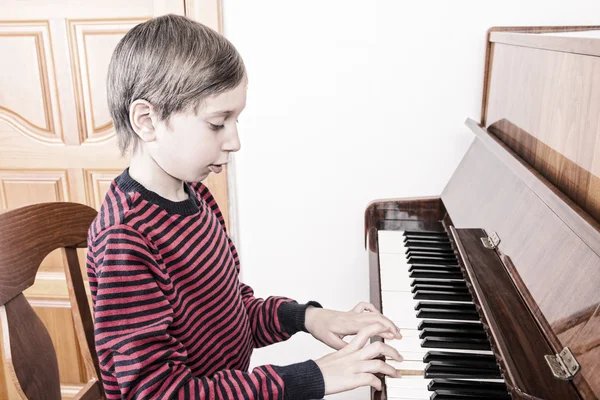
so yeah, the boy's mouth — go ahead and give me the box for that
[209,164,224,174]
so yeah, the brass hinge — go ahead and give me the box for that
[481,231,501,249]
[545,347,580,380]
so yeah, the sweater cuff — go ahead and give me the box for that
[272,359,325,400]
[278,300,323,335]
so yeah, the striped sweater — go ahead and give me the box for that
[86,169,325,399]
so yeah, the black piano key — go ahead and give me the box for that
[422,337,492,351]
[425,361,500,378]
[423,351,496,364]
[410,263,460,269]
[409,264,461,273]
[425,371,501,382]
[405,235,450,241]
[406,248,455,255]
[428,378,508,394]
[417,308,480,321]
[404,241,453,250]
[420,328,487,340]
[405,239,451,247]
[406,250,457,258]
[403,230,448,237]
[403,232,449,238]
[414,290,472,302]
[410,270,464,280]
[403,234,449,241]
[408,256,458,265]
[418,320,484,331]
[404,239,449,244]
[430,390,509,400]
[425,359,499,373]
[411,279,466,288]
[412,284,470,294]
[415,302,476,311]
[407,254,457,263]
[406,247,456,254]
[405,241,452,247]
[404,232,450,239]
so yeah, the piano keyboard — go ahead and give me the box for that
[378,230,511,400]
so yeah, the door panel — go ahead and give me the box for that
[0,1,226,397]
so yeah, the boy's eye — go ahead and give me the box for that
[209,123,225,131]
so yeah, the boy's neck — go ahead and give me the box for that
[128,149,189,202]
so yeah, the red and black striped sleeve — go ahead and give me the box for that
[191,182,323,344]
[238,282,323,347]
[90,225,324,400]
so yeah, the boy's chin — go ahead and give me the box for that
[188,166,217,182]
[196,170,211,182]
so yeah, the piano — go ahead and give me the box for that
[365,26,600,400]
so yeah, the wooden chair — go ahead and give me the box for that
[0,202,103,400]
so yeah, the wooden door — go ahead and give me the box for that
[0,1,226,398]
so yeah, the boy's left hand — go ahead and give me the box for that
[304,302,402,350]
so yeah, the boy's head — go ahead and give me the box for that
[107,14,246,182]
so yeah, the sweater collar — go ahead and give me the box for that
[117,168,200,216]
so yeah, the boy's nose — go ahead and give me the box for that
[223,130,241,152]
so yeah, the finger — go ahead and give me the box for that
[358,341,404,362]
[361,359,401,378]
[377,315,402,337]
[361,314,402,338]
[351,302,380,314]
[380,331,396,340]
[356,373,382,392]
[327,334,348,350]
[346,323,388,351]
[351,302,366,313]
[363,303,379,313]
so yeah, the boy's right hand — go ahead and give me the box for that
[314,323,403,395]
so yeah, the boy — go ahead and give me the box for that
[87,14,403,399]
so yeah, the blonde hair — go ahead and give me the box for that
[107,14,246,154]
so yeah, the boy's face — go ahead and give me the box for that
[147,77,247,182]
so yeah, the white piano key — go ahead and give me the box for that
[386,376,431,388]
[398,329,420,338]
[380,309,420,331]
[386,387,430,399]
[392,350,426,361]
[387,360,425,374]
[384,338,423,353]
[383,302,421,319]
[380,253,411,291]
[393,320,423,330]
[379,250,410,266]
[386,337,494,356]
[381,292,422,323]
[382,290,418,304]
[378,230,407,254]
[382,377,431,400]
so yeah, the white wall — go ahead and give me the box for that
[222,1,600,398]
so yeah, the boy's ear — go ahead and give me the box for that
[129,99,157,142]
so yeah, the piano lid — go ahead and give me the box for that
[444,26,600,399]
[539,30,600,39]
[481,26,600,224]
